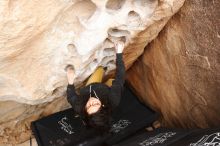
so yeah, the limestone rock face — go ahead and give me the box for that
[0,0,160,105]
[0,0,185,144]
[127,0,220,128]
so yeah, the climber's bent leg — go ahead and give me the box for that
[105,78,114,87]
[86,66,105,86]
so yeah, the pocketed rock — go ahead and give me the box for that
[0,0,185,144]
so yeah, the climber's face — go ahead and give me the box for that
[85,97,101,115]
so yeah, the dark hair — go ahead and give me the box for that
[84,104,112,133]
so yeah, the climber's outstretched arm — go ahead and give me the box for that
[66,65,79,107]
[109,41,126,108]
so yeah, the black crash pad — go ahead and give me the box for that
[31,83,158,146]
[114,128,220,146]
[170,128,220,146]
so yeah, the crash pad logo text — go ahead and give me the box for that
[190,132,220,146]
[58,116,74,135]
[111,119,132,133]
[139,132,176,146]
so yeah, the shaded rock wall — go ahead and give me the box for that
[127,0,220,128]
[0,0,185,144]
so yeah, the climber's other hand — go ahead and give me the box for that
[66,65,75,85]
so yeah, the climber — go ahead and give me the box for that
[66,41,125,133]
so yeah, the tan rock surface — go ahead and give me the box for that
[0,0,186,105]
[127,0,220,128]
[0,0,185,144]
[0,0,159,105]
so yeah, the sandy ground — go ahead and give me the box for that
[0,138,37,146]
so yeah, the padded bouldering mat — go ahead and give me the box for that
[31,83,158,146]
[114,127,220,146]
[170,127,220,146]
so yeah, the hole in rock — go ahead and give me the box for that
[133,0,157,7]
[106,60,116,71]
[101,56,115,66]
[67,44,77,54]
[108,36,127,44]
[65,64,74,72]
[108,28,130,37]
[72,0,97,20]
[107,60,115,66]
[127,11,142,27]
[128,11,141,20]
[89,59,98,70]
[106,0,125,10]
[120,36,126,43]
[103,38,114,48]
[103,47,115,56]
[92,59,98,64]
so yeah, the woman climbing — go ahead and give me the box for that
[66,41,125,133]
